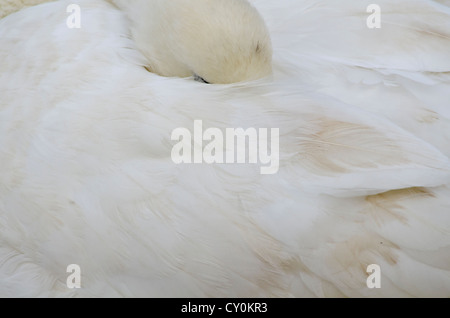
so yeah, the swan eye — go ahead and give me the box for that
[194,74,210,84]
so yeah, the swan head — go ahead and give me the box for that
[114,0,272,84]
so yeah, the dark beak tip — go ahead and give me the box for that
[194,74,210,84]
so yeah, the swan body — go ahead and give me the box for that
[0,0,450,297]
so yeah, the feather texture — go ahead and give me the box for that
[0,0,449,297]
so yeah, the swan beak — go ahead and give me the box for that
[194,74,210,84]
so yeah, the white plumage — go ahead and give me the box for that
[0,0,449,297]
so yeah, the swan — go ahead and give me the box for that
[1,0,450,297]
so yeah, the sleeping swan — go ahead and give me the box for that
[1,0,450,297]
